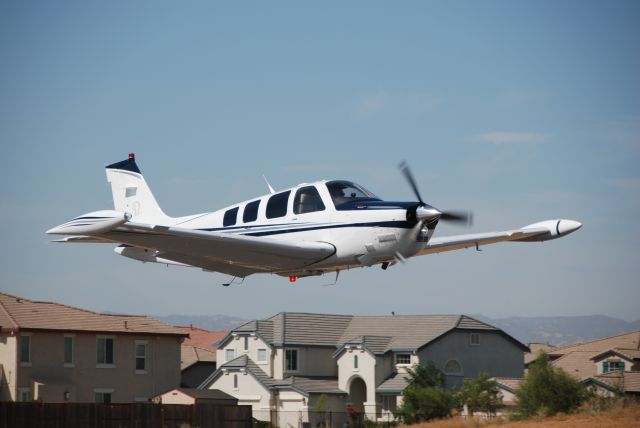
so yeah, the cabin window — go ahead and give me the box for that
[293,186,326,214]
[266,191,290,219]
[223,207,239,227]
[325,180,379,208]
[243,200,260,223]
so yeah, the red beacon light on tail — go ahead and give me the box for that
[129,153,135,159]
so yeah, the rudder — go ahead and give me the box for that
[105,153,172,224]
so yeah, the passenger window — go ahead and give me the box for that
[223,207,239,227]
[243,200,260,223]
[293,186,325,214]
[266,191,291,219]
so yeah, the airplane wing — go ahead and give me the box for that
[418,219,580,256]
[92,222,336,277]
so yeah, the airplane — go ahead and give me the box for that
[47,153,582,285]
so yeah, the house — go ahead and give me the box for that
[200,312,528,426]
[176,326,227,388]
[0,292,187,403]
[153,387,238,405]
[525,330,640,396]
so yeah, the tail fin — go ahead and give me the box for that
[105,153,173,224]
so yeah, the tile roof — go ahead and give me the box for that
[156,388,238,401]
[227,313,510,353]
[493,377,523,393]
[181,346,217,370]
[593,371,640,393]
[591,348,640,362]
[551,351,599,380]
[274,376,345,395]
[550,331,640,355]
[176,326,227,351]
[376,372,409,393]
[525,343,557,365]
[0,292,187,336]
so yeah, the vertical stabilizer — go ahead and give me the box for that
[105,153,173,225]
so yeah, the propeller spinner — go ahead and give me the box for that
[399,161,473,227]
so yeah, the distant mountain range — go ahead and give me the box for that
[155,314,640,346]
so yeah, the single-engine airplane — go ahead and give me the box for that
[47,154,581,284]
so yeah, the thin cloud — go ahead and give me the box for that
[467,131,548,145]
[356,91,387,116]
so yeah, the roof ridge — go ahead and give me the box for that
[0,295,18,329]
[554,330,640,351]
[0,292,153,320]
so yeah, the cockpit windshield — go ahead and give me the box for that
[325,180,380,207]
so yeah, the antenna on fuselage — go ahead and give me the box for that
[262,175,275,194]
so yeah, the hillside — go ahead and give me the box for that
[154,313,640,345]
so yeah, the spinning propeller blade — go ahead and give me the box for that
[399,161,473,227]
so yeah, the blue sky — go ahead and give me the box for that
[1,1,638,322]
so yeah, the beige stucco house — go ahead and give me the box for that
[201,312,528,426]
[0,292,187,403]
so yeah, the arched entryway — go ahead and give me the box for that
[348,376,367,412]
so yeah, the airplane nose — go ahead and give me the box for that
[558,219,582,236]
[415,206,442,222]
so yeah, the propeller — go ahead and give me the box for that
[399,161,473,227]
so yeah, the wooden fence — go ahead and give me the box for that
[0,402,252,428]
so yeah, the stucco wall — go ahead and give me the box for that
[418,331,524,389]
[13,331,182,402]
[0,334,17,401]
[211,369,272,421]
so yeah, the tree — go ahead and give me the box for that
[514,353,587,418]
[404,360,445,389]
[396,362,453,424]
[457,373,502,416]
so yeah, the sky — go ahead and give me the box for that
[1,1,639,322]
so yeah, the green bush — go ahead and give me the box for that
[457,372,502,416]
[396,384,454,424]
[514,353,588,418]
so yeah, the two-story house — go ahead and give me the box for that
[200,312,528,426]
[0,292,187,403]
[527,330,640,396]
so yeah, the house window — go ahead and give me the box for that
[396,353,411,365]
[64,336,74,365]
[223,207,239,227]
[97,337,114,365]
[94,389,113,404]
[603,361,625,373]
[285,349,298,371]
[20,334,31,364]
[226,349,236,361]
[354,355,359,369]
[18,388,31,402]
[243,336,249,352]
[233,374,238,389]
[243,200,260,223]
[470,333,480,346]
[293,186,325,214]
[444,359,462,375]
[257,349,267,362]
[135,341,147,372]
[266,191,290,219]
